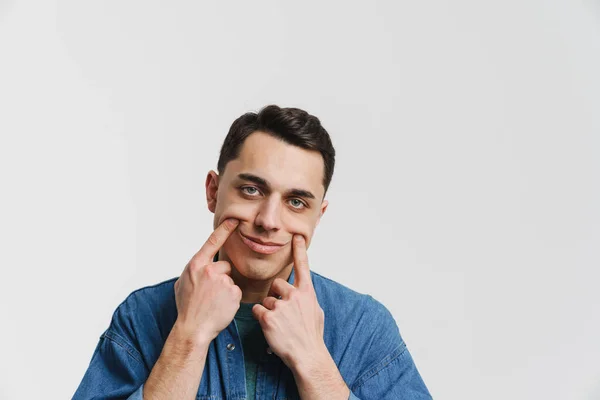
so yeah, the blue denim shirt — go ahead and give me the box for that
[74,268,432,399]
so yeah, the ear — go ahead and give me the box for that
[315,199,328,227]
[205,170,219,213]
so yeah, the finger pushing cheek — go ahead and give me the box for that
[216,209,249,228]
[290,232,311,248]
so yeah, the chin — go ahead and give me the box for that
[237,258,277,280]
[224,238,291,280]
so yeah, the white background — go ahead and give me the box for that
[1,1,599,399]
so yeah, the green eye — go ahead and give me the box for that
[241,186,259,195]
[289,199,305,209]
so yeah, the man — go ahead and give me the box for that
[74,105,432,399]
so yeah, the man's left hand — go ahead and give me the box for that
[252,234,326,369]
[252,234,350,399]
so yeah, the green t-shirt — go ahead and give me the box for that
[234,302,268,399]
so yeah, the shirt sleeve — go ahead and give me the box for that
[347,296,433,400]
[73,328,148,399]
[347,342,432,399]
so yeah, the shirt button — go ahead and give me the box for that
[266,347,273,354]
[227,343,235,351]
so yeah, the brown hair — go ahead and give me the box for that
[217,105,335,194]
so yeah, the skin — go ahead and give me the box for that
[145,219,242,399]
[144,131,350,399]
[205,131,328,303]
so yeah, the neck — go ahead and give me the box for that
[218,250,293,303]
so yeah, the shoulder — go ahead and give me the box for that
[310,270,393,314]
[124,276,178,307]
[105,277,179,365]
[310,270,364,302]
[310,271,407,384]
[111,276,178,323]
[310,270,402,344]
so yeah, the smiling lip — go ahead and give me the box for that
[239,232,285,255]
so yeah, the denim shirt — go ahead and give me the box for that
[74,267,432,399]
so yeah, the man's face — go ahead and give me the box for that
[206,131,328,281]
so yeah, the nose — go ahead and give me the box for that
[254,196,282,232]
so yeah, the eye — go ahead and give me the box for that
[241,186,260,196]
[289,198,306,209]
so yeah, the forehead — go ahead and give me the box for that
[226,131,325,198]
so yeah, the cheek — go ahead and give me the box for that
[284,217,316,245]
[215,198,257,226]
[215,193,318,240]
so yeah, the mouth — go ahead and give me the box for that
[239,231,285,255]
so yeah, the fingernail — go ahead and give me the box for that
[227,218,238,227]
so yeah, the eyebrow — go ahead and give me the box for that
[237,173,316,200]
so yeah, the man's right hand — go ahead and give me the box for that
[144,219,240,399]
[173,218,242,345]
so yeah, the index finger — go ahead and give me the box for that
[292,234,312,289]
[192,218,239,265]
